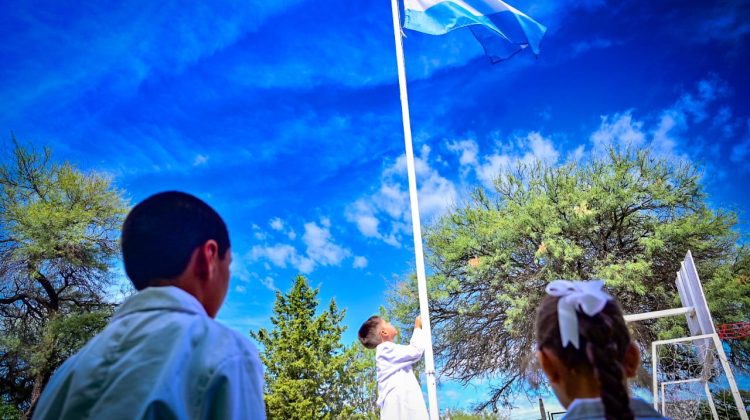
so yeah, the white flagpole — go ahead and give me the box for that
[390,0,440,418]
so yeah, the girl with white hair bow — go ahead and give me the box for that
[535,280,668,420]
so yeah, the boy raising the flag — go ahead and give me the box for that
[358,315,429,419]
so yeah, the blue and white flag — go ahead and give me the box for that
[403,0,547,63]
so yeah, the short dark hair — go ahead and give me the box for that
[358,316,383,349]
[121,191,230,290]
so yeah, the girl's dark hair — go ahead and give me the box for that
[536,295,634,420]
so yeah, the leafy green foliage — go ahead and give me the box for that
[697,388,750,419]
[0,136,128,415]
[702,248,750,370]
[0,402,20,420]
[30,310,112,377]
[250,276,377,419]
[343,342,379,419]
[442,410,508,420]
[388,148,746,410]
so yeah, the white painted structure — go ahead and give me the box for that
[624,251,747,420]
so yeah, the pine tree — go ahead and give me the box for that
[250,275,376,419]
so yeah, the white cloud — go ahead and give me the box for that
[268,217,297,239]
[448,132,561,189]
[4,0,311,121]
[251,244,299,268]
[347,201,381,238]
[571,38,617,56]
[588,77,731,163]
[712,106,735,138]
[570,144,586,162]
[590,113,647,155]
[260,276,276,291]
[230,257,252,283]
[302,220,351,266]
[269,217,285,231]
[346,146,457,247]
[651,111,681,157]
[353,256,368,269]
[527,132,560,163]
[230,254,280,291]
[250,218,355,274]
[447,139,479,169]
[730,119,750,166]
[193,154,208,166]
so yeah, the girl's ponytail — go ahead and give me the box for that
[580,310,634,420]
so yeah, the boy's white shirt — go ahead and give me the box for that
[375,327,427,410]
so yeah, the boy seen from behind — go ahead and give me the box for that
[34,191,266,420]
[358,315,429,420]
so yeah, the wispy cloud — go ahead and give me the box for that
[193,154,209,166]
[353,256,368,269]
[590,76,734,163]
[250,218,357,274]
[346,145,457,247]
[730,119,750,169]
[0,0,310,117]
[571,38,619,56]
[269,217,285,231]
[260,276,277,291]
[447,132,560,189]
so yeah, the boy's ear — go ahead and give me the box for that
[193,240,219,282]
[623,342,640,378]
[538,348,563,384]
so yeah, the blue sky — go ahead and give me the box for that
[2,0,749,414]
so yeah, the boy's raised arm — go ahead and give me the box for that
[409,316,426,351]
[378,317,425,367]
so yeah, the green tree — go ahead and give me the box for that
[697,388,750,419]
[389,148,746,410]
[442,410,509,420]
[344,342,378,419]
[0,137,128,416]
[250,275,377,419]
[702,248,750,371]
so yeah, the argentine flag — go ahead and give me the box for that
[403,0,547,63]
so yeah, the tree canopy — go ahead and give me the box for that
[250,275,377,419]
[389,148,747,410]
[0,137,128,415]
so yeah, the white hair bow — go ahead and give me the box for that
[545,280,613,349]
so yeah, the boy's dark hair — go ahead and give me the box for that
[358,316,383,349]
[536,294,634,420]
[121,191,230,290]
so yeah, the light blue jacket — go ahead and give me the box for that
[563,398,669,419]
[33,286,266,420]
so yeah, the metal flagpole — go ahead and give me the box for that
[389,0,440,418]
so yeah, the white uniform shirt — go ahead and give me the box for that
[375,328,429,419]
[33,286,266,420]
